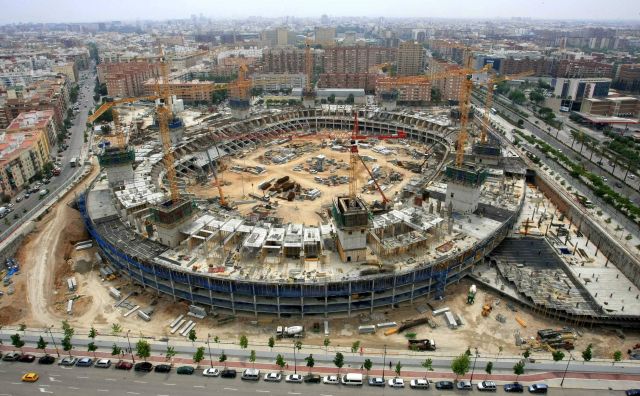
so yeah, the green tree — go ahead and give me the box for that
[323,338,331,353]
[219,351,228,368]
[529,90,545,105]
[394,361,402,377]
[552,350,565,362]
[327,94,336,104]
[421,358,433,376]
[89,326,97,340]
[268,336,275,350]
[61,320,74,338]
[188,329,197,344]
[88,342,98,358]
[431,87,442,102]
[496,346,504,361]
[18,323,26,333]
[111,343,122,356]
[613,350,622,365]
[211,89,228,104]
[346,94,355,104]
[363,358,373,377]
[485,361,493,378]
[351,340,360,354]
[305,354,315,373]
[523,348,531,359]
[37,336,48,354]
[193,346,205,368]
[451,353,471,380]
[508,89,527,105]
[214,336,220,344]
[136,339,151,361]
[239,335,248,349]
[62,336,73,357]
[333,352,344,374]
[582,344,593,362]
[275,354,286,371]
[295,340,302,351]
[111,323,122,336]
[464,347,472,357]
[165,346,176,362]
[496,81,510,95]
[10,334,24,352]
[513,360,525,381]
[250,350,257,367]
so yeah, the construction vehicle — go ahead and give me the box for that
[408,338,437,351]
[276,325,304,338]
[467,284,477,304]
[482,301,493,317]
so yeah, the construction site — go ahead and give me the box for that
[0,41,639,362]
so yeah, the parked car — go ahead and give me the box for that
[368,377,385,387]
[241,368,260,380]
[410,379,430,389]
[154,364,172,373]
[457,380,472,390]
[220,369,237,378]
[76,357,93,367]
[59,357,77,366]
[504,383,524,393]
[435,380,454,390]
[626,390,640,396]
[202,368,220,377]
[115,361,133,370]
[134,362,153,372]
[2,352,21,361]
[38,355,56,365]
[285,373,303,383]
[528,383,548,394]
[478,380,497,391]
[303,374,321,383]
[177,366,194,375]
[263,372,282,382]
[323,375,340,384]
[388,378,405,388]
[18,354,36,363]
[95,359,111,368]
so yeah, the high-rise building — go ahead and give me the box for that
[6,110,57,151]
[323,46,396,74]
[556,59,613,79]
[98,61,159,98]
[276,27,289,46]
[261,48,306,74]
[430,60,464,101]
[314,27,336,47]
[396,41,425,76]
[614,64,640,92]
[318,73,377,92]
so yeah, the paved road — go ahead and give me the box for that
[0,65,96,240]
[0,361,629,396]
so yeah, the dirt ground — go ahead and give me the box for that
[187,134,426,224]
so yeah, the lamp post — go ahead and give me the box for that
[293,342,297,374]
[560,352,573,387]
[126,330,135,363]
[48,326,60,357]
[382,345,387,380]
[470,348,479,385]
[207,333,213,368]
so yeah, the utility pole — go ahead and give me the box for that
[207,333,213,368]
[560,352,573,387]
[293,342,297,374]
[382,345,387,380]
[48,326,60,357]
[126,330,135,363]
[470,348,479,385]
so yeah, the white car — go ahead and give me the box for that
[323,375,339,384]
[388,377,405,388]
[456,380,472,390]
[202,368,220,377]
[285,374,303,383]
[410,378,429,389]
[264,372,282,382]
[95,358,111,368]
[477,380,497,391]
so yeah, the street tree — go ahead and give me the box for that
[188,329,197,344]
[268,337,275,350]
[421,358,433,376]
[295,340,302,351]
[363,358,373,377]
[485,361,493,379]
[513,360,525,381]
[165,346,176,362]
[88,342,98,358]
[111,323,122,336]
[62,336,73,357]
[496,346,504,361]
[61,320,74,338]
[10,334,24,352]
[552,350,565,362]
[323,338,331,353]
[111,344,122,356]
[351,340,360,354]
[451,353,471,380]
[305,354,315,373]
[276,354,286,371]
[395,361,403,377]
[464,347,472,357]
[250,350,257,367]
[333,352,344,374]
[136,339,151,361]
[239,335,248,349]
[613,350,623,365]
[89,326,98,340]
[219,351,228,368]
[582,344,593,362]
[193,347,205,368]
[523,348,531,359]
[37,336,48,354]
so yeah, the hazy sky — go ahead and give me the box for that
[1,0,640,24]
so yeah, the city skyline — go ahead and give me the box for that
[2,0,640,24]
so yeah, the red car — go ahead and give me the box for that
[115,361,133,370]
[18,354,36,363]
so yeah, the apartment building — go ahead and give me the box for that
[430,60,464,101]
[98,61,159,98]
[143,79,217,103]
[580,96,640,118]
[0,128,52,196]
[1,76,69,129]
[396,41,425,76]
[613,64,640,91]
[318,73,377,92]
[314,27,336,47]
[261,48,306,74]
[556,59,613,78]
[375,78,431,103]
[6,110,57,152]
[323,46,396,74]
[251,73,306,92]
[52,61,78,83]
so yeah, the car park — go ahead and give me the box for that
[478,380,497,391]
[368,376,385,387]
[3,352,21,361]
[177,366,194,375]
[457,380,472,390]
[435,380,454,389]
[21,372,39,382]
[76,357,93,367]
[134,362,153,372]
[18,354,36,363]
[264,372,282,382]
[504,383,524,392]
[154,364,172,373]
[303,374,321,383]
[410,379,429,389]
[202,368,220,377]
[285,373,303,383]
[115,361,133,370]
[388,377,405,388]
[59,357,77,366]
[323,375,340,384]
[528,383,548,394]
[95,359,111,368]
[220,369,237,378]
[38,355,56,365]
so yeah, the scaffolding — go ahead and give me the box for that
[445,163,487,187]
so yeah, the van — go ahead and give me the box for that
[242,368,260,381]
[341,373,363,386]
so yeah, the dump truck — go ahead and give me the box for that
[276,325,304,338]
[408,338,437,351]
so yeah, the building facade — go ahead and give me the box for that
[396,41,425,76]
[251,73,306,92]
[98,61,159,98]
[0,128,51,197]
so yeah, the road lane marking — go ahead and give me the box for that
[321,394,333,396]
[193,385,205,388]
[134,381,147,384]
[38,388,53,394]
[105,378,116,381]
[256,390,270,393]
[77,376,89,379]
[224,388,238,391]
[9,383,20,385]
[68,386,80,390]
[97,390,109,392]
[126,393,140,395]
[288,393,301,395]
[163,383,176,386]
